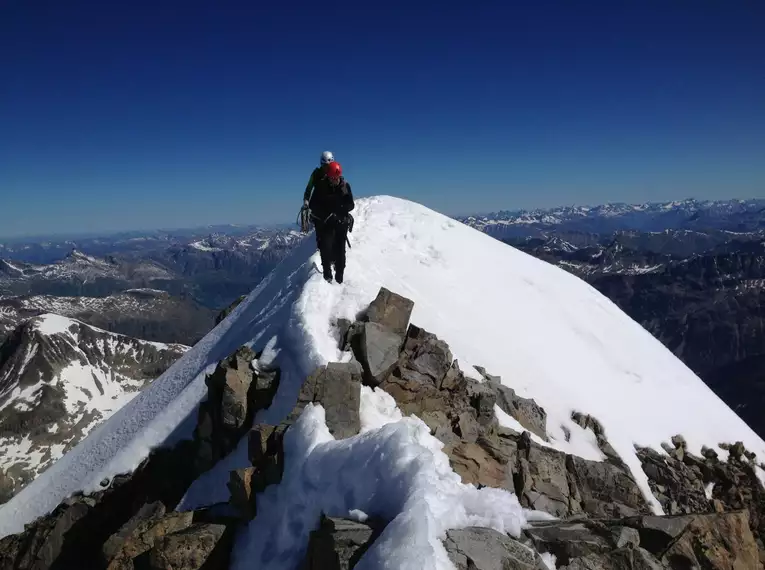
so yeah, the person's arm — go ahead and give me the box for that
[343,182,355,212]
[303,169,317,204]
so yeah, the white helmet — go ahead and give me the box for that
[320,150,335,164]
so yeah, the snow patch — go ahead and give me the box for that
[230,403,552,570]
[494,405,604,462]
[540,552,557,570]
[34,314,75,336]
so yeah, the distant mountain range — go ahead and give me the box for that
[0,228,307,312]
[460,198,765,239]
[0,314,187,503]
[2,196,765,442]
[0,289,215,347]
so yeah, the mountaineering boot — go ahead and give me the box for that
[323,267,333,283]
[335,266,344,284]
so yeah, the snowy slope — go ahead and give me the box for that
[2,196,765,566]
[0,315,187,501]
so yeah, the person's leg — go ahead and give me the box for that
[332,224,348,283]
[317,223,336,281]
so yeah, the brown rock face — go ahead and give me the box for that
[522,511,759,570]
[194,345,280,471]
[147,523,227,570]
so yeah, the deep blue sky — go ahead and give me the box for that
[2,0,764,238]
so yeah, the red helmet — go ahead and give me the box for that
[326,161,342,180]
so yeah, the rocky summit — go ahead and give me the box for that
[0,315,187,505]
[2,287,764,569]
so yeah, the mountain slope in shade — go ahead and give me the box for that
[0,289,216,346]
[0,315,188,502]
[1,196,764,568]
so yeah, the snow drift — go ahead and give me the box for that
[2,195,765,566]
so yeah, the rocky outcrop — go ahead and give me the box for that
[302,515,386,570]
[477,366,548,441]
[2,286,764,570]
[0,341,281,570]
[146,523,228,570]
[522,510,759,570]
[284,362,362,439]
[215,294,247,325]
[364,286,414,335]
[194,345,280,472]
[341,293,652,523]
[444,527,549,570]
[637,438,765,559]
[102,502,194,568]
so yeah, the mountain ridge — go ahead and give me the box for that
[0,314,188,503]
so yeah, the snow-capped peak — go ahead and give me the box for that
[1,196,764,567]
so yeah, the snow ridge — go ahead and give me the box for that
[2,195,765,569]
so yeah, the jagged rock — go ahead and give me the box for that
[400,325,453,385]
[365,287,414,335]
[206,345,258,432]
[637,445,715,514]
[448,440,513,490]
[524,520,614,563]
[566,455,651,518]
[571,412,624,467]
[441,360,467,392]
[443,527,548,570]
[251,366,280,411]
[466,379,498,429]
[215,294,246,325]
[660,510,759,570]
[303,515,385,569]
[358,322,402,386]
[248,424,276,465]
[334,318,353,350]
[474,365,547,440]
[610,526,640,549]
[227,468,257,520]
[564,547,665,570]
[702,445,720,461]
[147,523,227,570]
[515,436,576,518]
[488,377,548,440]
[289,362,361,439]
[102,500,165,563]
[525,512,758,570]
[0,498,92,570]
[104,509,194,569]
[195,345,280,471]
[671,434,687,449]
[0,437,203,570]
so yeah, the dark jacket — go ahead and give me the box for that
[308,173,355,224]
[304,166,326,203]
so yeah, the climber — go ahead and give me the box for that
[299,151,335,233]
[303,150,335,207]
[306,160,354,283]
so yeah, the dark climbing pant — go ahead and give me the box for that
[315,220,348,281]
